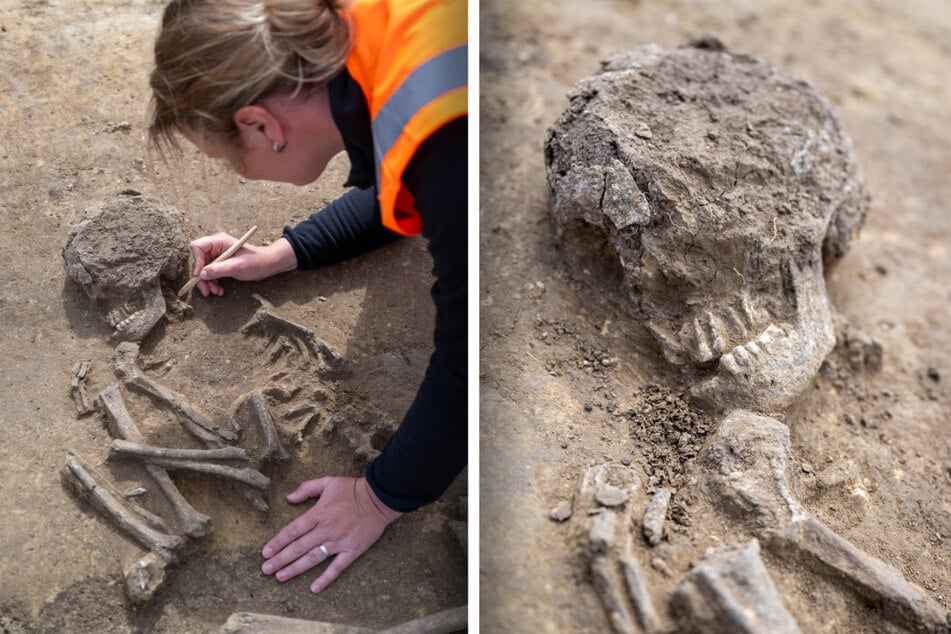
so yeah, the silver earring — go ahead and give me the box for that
[273,140,286,153]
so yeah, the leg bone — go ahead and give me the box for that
[113,342,235,446]
[100,385,212,538]
[62,451,184,563]
[109,439,248,463]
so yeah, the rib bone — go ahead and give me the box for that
[241,293,346,378]
[100,384,212,538]
[699,410,951,633]
[113,342,235,446]
[62,451,184,563]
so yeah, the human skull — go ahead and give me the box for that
[545,39,869,413]
[63,194,187,341]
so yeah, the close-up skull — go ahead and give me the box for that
[63,194,187,342]
[545,39,869,413]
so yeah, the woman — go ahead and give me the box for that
[149,0,467,594]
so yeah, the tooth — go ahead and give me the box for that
[723,306,747,339]
[732,345,751,368]
[694,317,714,363]
[721,352,742,375]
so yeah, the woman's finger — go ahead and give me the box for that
[262,506,321,559]
[270,539,337,582]
[310,550,358,593]
[287,477,330,503]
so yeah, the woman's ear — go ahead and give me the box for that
[233,105,285,150]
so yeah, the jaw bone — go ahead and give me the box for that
[698,410,951,633]
[691,260,835,415]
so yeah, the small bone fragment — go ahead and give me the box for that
[124,551,168,604]
[100,385,212,538]
[589,510,618,554]
[550,499,572,521]
[70,360,94,416]
[62,451,183,563]
[247,390,289,465]
[114,342,234,446]
[109,439,248,463]
[220,612,372,634]
[671,539,802,634]
[642,488,671,546]
[241,293,346,377]
[137,457,270,489]
[124,485,147,497]
[596,484,629,507]
[376,605,468,634]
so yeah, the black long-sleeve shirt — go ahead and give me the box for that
[282,69,467,513]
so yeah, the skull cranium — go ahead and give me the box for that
[63,194,187,342]
[546,40,869,412]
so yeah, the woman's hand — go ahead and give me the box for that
[261,476,403,593]
[188,233,298,296]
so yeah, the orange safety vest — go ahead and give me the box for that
[344,0,468,236]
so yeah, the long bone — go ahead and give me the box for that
[671,539,802,634]
[699,410,951,633]
[232,390,289,466]
[241,293,347,378]
[120,455,270,490]
[113,341,235,447]
[108,439,249,462]
[62,451,184,563]
[100,384,213,538]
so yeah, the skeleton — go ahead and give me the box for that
[547,41,950,632]
[63,194,188,342]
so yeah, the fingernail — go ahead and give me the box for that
[310,584,320,593]
[276,570,287,581]
[262,562,273,574]
[199,269,209,280]
[263,546,273,558]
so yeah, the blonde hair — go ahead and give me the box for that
[149,0,351,154]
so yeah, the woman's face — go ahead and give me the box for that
[182,87,345,186]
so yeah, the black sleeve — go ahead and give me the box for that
[282,186,401,270]
[364,116,468,512]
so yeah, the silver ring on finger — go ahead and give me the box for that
[318,543,331,557]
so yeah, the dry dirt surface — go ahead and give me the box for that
[0,1,465,632]
[481,0,951,632]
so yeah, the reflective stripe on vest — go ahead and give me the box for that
[371,44,468,188]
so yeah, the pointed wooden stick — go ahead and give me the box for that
[178,225,257,296]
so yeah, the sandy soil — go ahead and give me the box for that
[0,1,465,631]
[480,0,951,632]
